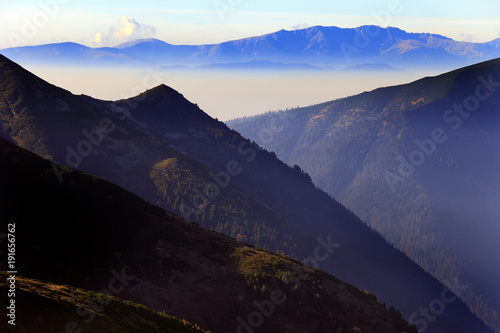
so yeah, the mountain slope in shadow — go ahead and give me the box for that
[0,137,416,333]
[0,272,208,333]
[228,58,500,332]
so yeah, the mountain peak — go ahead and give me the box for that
[0,53,21,68]
[115,82,220,137]
[133,84,186,104]
[115,38,170,49]
[0,52,57,97]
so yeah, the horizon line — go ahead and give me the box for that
[2,24,499,50]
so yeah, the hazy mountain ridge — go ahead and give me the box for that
[228,58,500,332]
[0,54,493,332]
[1,25,499,71]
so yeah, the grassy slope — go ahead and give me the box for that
[0,272,208,333]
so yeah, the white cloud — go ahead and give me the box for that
[458,33,475,42]
[88,32,107,46]
[88,16,157,47]
[113,16,156,40]
[291,23,310,30]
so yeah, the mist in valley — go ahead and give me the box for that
[23,64,424,121]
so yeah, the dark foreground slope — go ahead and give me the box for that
[0,272,207,333]
[0,137,416,333]
[0,54,313,257]
[0,54,492,333]
[228,58,500,332]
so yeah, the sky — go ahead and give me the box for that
[1,0,500,50]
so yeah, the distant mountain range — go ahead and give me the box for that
[166,60,334,72]
[228,57,500,332]
[0,54,493,332]
[1,25,500,71]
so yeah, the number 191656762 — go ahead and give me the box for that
[7,223,16,271]
[6,223,17,326]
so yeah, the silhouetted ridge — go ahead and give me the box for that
[120,84,222,134]
[138,84,186,103]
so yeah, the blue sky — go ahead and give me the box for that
[1,0,500,49]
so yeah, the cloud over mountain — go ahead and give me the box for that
[88,16,157,47]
